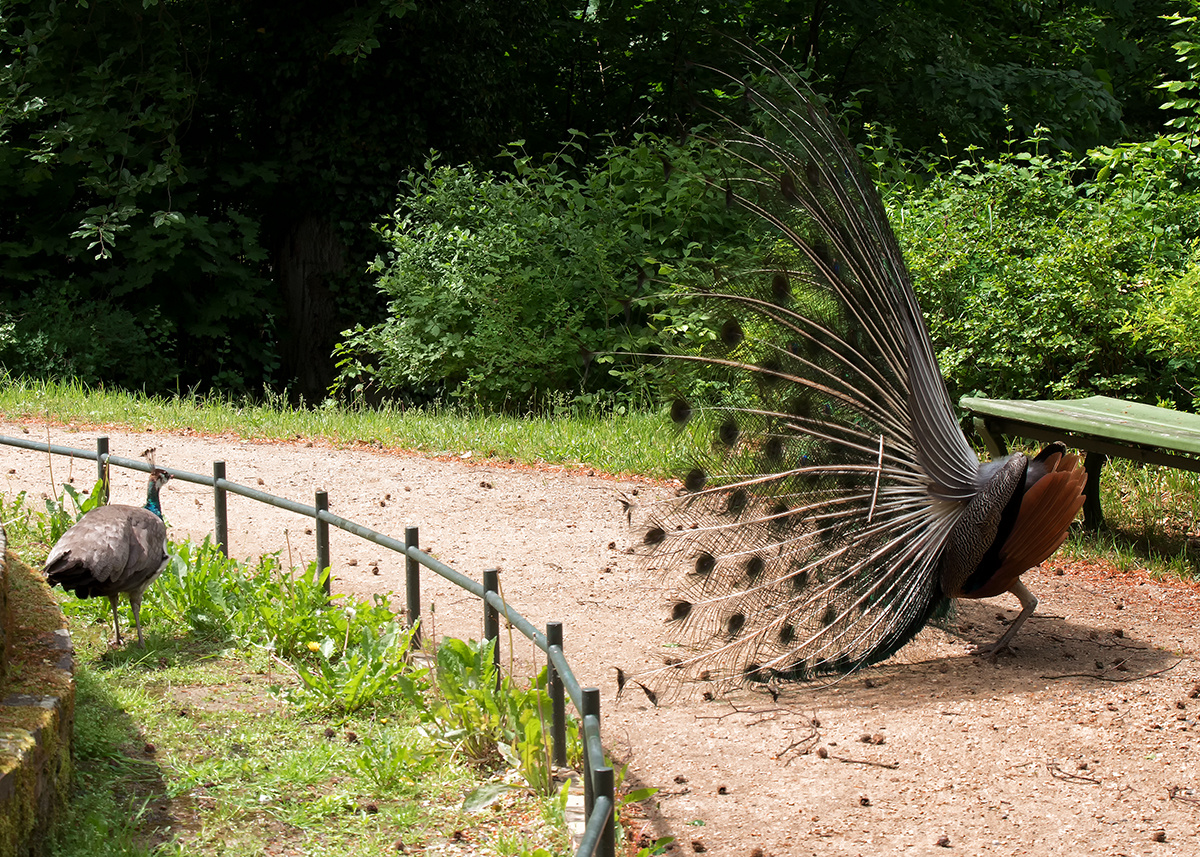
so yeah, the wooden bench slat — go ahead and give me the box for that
[959,395,1200,456]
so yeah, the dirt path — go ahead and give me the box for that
[3,421,1199,856]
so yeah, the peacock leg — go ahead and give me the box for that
[974,580,1039,656]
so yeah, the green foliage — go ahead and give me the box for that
[335,135,757,412]
[1158,3,1200,147]
[280,621,425,716]
[0,1,280,393]
[353,729,436,793]
[152,537,398,659]
[420,637,578,796]
[1124,259,1200,409]
[0,476,108,566]
[9,483,584,852]
[889,135,1200,408]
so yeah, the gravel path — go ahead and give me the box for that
[3,420,1199,856]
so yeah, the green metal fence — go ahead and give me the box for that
[0,433,617,857]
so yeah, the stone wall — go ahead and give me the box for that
[0,526,75,857]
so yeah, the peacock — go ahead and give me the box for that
[640,46,1087,689]
[44,468,172,647]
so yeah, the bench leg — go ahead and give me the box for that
[973,417,1008,459]
[1082,451,1107,531]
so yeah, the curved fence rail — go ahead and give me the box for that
[0,433,617,857]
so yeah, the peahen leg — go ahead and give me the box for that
[108,594,124,646]
[130,594,145,647]
[975,580,1039,656]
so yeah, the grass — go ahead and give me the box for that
[1,374,1196,581]
[51,628,567,857]
[0,374,677,478]
[1065,455,1200,580]
[0,494,583,857]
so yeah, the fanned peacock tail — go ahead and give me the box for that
[638,43,1084,692]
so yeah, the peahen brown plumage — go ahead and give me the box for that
[641,47,1087,689]
[44,468,172,647]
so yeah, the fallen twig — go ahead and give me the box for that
[1041,658,1183,683]
[1168,786,1200,808]
[1048,763,1100,785]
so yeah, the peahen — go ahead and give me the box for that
[44,468,172,647]
[641,47,1087,689]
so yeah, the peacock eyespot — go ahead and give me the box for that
[759,357,782,383]
[743,662,769,683]
[804,160,820,190]
[693,553,716,577]
[670,601,692,622]
[684,468,707,493]
[788,393,815,421]
[670,399,693,424]
[778,624,796,646]
[822,604,838,626]
[644,527,665,546]
[763,435,784,463]
[720,318,744,348]
[781,660,810,682]
[744,555,765,582]
[772,272,791,303]
[725,488,748,515]
[726,612,746,637]
[780,171,798,202]
[718,418,740,447]
[790,569,808,591]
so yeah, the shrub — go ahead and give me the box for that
[334,135,757,412]
[889,136,1200,408]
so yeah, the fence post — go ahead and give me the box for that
[596,765,616,857]
[582,687,599,819]
[547,621,567,768]
[213,461,228,557]
[405,525,421,647]
[483,568,500,690]
[315,489,330,596]
[95,436,109,503]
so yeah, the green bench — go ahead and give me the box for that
[958,395,1200,530]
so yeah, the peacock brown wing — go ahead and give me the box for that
[966,452,1086,599]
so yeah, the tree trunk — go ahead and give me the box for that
[276,216,344,402]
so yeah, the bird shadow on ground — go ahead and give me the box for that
[84,631,234,672]
[769,599,1186,712]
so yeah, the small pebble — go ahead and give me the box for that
[816,747,829,759]
[691,840,706,853]
[936,835,951,847]
[1151,830,1167,843]
[859,796,871,807]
